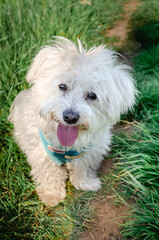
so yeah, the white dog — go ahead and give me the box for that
[9,37,136,206]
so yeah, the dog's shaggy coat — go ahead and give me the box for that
[9,37,136,206]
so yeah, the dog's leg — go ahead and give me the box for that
[30,157,67,206]
[68,153,103,192]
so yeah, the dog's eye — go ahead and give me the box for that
[86,92,97,101]
[59,84,67,91]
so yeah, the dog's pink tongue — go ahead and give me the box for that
[57,123,78,147]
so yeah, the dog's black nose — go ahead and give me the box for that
[63,110,80,124]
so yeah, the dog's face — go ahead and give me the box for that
[27,37,136,147]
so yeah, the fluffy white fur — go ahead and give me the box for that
[9,37,136,206]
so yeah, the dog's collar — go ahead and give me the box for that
[39,129,91,166]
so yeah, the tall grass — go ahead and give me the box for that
[113,1,159,235]
[113,43,159,239]
[114,118,159,239]
[133,45,159,119]
[127,0,159,48]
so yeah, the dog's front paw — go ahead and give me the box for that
[37,187,66,207]
[71,177,101,192]
[39,194,66,207]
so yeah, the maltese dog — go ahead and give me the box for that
[9,37,136,206]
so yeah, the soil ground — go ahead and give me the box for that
[81,201,130,240]
[80,1,139,238]
[107,0,140,48]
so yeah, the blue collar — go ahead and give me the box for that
[39,129,87,166]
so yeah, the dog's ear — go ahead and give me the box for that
[106,64,137,124]
[26,46,55,84]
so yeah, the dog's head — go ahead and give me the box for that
[27,37,137,147]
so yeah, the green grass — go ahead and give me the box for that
[128,0,159,47]
[113,118,159,239]
[129,0,159,29]
[123,191,159,240]
[112,43,159,239]
[0,0,125,239]
[133,45,159,119]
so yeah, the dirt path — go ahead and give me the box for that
[82,200,130,240]
[107,0,140,48]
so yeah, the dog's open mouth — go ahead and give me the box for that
[51,113,88,147]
